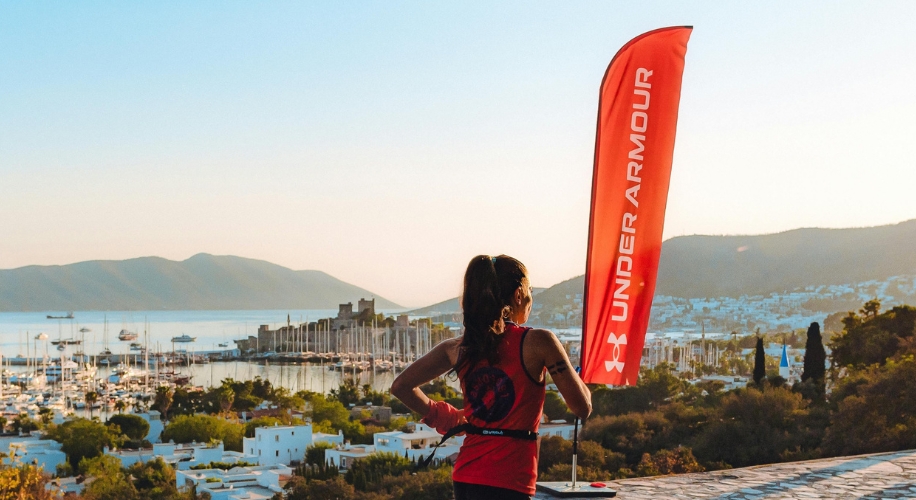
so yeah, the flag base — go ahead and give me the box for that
[535,482,617,498]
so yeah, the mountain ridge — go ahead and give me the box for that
[413,219,916,313]
[0,253,401,311]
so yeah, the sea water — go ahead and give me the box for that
[0,309,421,393]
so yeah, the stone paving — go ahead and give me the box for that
[534,449,916,499]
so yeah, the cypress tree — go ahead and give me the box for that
[753,336,766,385]
[801,322,826,385]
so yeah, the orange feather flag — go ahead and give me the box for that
[581,27,692,385]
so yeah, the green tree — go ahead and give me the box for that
[860,298,881,319]
[161,414,244,452]
[79,454,138,500]
[38,407,53,427]
[284,475,357,500]
[244,417,285,438]
[692,386,813,468]
[11,414,40,434]
[46,418,124,470]
[753,337,766,385]
[218,385,235,415]
[308,394,351,433]
[581,412,672,465]
[329,378,361,407]
[251,377,273,400]
[543,391,569,422]
[85,391,100,420]
[636,448,704,476]
[830,305,916,368]
[419,379,459,401]
[823,355,916,456]
[537,436,619,477]
[377,465,453,500]
[801,322,826,384]
[591,364,686,417]
[106,414,150,441]
[345,452,411,491]
[305,442,335,465]
[154,386,173,421]
[0,459,56,500]
[128,457,182,499]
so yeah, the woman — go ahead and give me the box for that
[391,255,592,499]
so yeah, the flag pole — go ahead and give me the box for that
[571,417,579,489]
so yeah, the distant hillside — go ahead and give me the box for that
[656,219,916,298]
[412,219,916,313]
[0,254,401,311]
[409,297,461,316]
[409,287,546,316]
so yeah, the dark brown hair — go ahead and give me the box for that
[455,254,528,375]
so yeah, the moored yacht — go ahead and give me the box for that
[118,329,138,341]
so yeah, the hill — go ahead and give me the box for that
[0,253,401,311]
[656,219,916,298]
[408,287,546,316]
[413,219,916,313]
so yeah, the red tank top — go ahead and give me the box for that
[452,322,545,495]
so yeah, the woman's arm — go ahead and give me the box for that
[391,337,460,416]
[527,329,592,420]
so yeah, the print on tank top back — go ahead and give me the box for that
[464,366,516,422]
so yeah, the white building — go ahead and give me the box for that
[696,374,750,392]
[539,421,577,440]
[242,423,343,466]
[176,464,290,500]
[372,422,463,462]
[1,437,67,473]
[106,441,257,470]
[325,444,376,471]
[47,476,87,496]
[134,411,165,443]
[324,423,462,470]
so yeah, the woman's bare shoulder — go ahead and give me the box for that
[439,337,462,349]
[526,328,560,346]
[438,337,462,365]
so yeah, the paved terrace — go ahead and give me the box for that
[535,449,916,499]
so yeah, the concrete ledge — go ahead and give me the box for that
[535,449,916,499]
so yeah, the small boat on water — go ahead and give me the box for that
[129,343,143,351]
[108,365,137,384]
[79,327,91,333]
[218,342,229,347]
[118,329,138,341]
[51,339,81,346]
[47,312,74,320]
[171,334,196,343]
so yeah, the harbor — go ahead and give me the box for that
[0,306,453,424]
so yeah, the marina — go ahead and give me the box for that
[0,308,452,424]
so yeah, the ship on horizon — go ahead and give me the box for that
[47,312,74,319]
[118,329,138,341]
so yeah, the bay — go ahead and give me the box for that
[0,309,421,394]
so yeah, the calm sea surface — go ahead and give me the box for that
[0,310,582,396]
[0,309,419,394]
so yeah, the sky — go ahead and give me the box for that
[2,2,915,307]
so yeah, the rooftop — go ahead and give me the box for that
[535,449,916,499]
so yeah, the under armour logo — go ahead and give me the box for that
[604,332,627,373]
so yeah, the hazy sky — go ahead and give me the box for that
[2,2,915,307]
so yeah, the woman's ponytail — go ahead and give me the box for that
[455,254,528,375]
